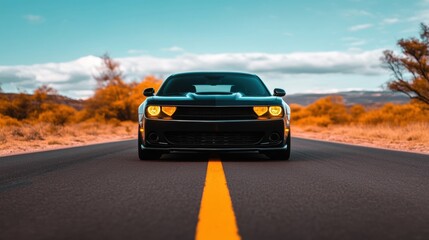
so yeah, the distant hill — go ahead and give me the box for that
[0,93,85,110]
[284,91,410,106]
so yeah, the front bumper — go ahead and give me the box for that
[140,118,289,152]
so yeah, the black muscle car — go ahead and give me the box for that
[137,72,291,160]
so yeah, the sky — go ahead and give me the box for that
[0,0,428,99]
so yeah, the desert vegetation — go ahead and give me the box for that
[0,55,162,155]
[291,96,429,153]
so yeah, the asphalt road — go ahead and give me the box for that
[0,138,428,240]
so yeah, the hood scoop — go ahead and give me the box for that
[187,92,243,101]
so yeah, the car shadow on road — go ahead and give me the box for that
[138,151,300,162]
[152,152,291,162]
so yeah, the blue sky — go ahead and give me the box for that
[0,0,428,98]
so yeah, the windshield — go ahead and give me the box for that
[157,73,271,96]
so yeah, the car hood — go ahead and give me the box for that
[145,93,284,106]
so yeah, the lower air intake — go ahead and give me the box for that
[165,132,263,147]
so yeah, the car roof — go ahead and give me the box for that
[168,71,259,78]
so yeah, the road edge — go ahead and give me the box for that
[0,138,136,158]
[293,135,429,156]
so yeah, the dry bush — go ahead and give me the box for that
[290,104,309,122]
[358,102,429,126]
[0,94,33,120]
[40,123,66,137]
[291,96,429,128]
[353,123,429,146]
[296,116,332,127]
[349,104,366,119]
[292,96,351,126]
[38,104,77,125]
[11,127,25,137]
[25,128,44,141]
[0,114,22,127]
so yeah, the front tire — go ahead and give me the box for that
[266,131,291,160]
[138,126,161,160]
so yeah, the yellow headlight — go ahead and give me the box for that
[162,106,177,116]
[253,106,268,116]
[147,106,161,116]
[269,106,282,116]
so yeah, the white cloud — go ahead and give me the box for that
[0,56,101,98]
[0,51,387,99]
[118,51,386,77]
[162,46,185,52]
[23,14,44,23]
[382,18,399,25]
[349,24,373,31]
[342,9,373,17]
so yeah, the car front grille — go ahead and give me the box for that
[173,107,257,120]
[164,132,264,147]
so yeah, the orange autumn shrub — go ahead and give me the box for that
[292,96,351,126]
[83,76,162,121]
[349,104,366,119]
[0,75,162,126]
[0,93,33,120]
[0,114,22,127]
[358,102,429,126]
[291,96,429,127]
[38,104,77,125]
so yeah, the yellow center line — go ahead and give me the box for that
[196,160,241,240]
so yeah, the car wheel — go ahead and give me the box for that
[266,131,291,160]
[138,126,161,160]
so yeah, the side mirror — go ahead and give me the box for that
[143,88,155,97]
[273,88,286,97]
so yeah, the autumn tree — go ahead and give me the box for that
[32,85,59,115]
[382,23,429,105]
[34,84,58,95]
[85,54,162,121]
[93,53,125,89]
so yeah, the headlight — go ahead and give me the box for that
[162,106,177,116]
[146,106,176,118]
[254,106,283,117]
[253,106,268,116]
[147,106,161,116]
[269,106,282,116]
